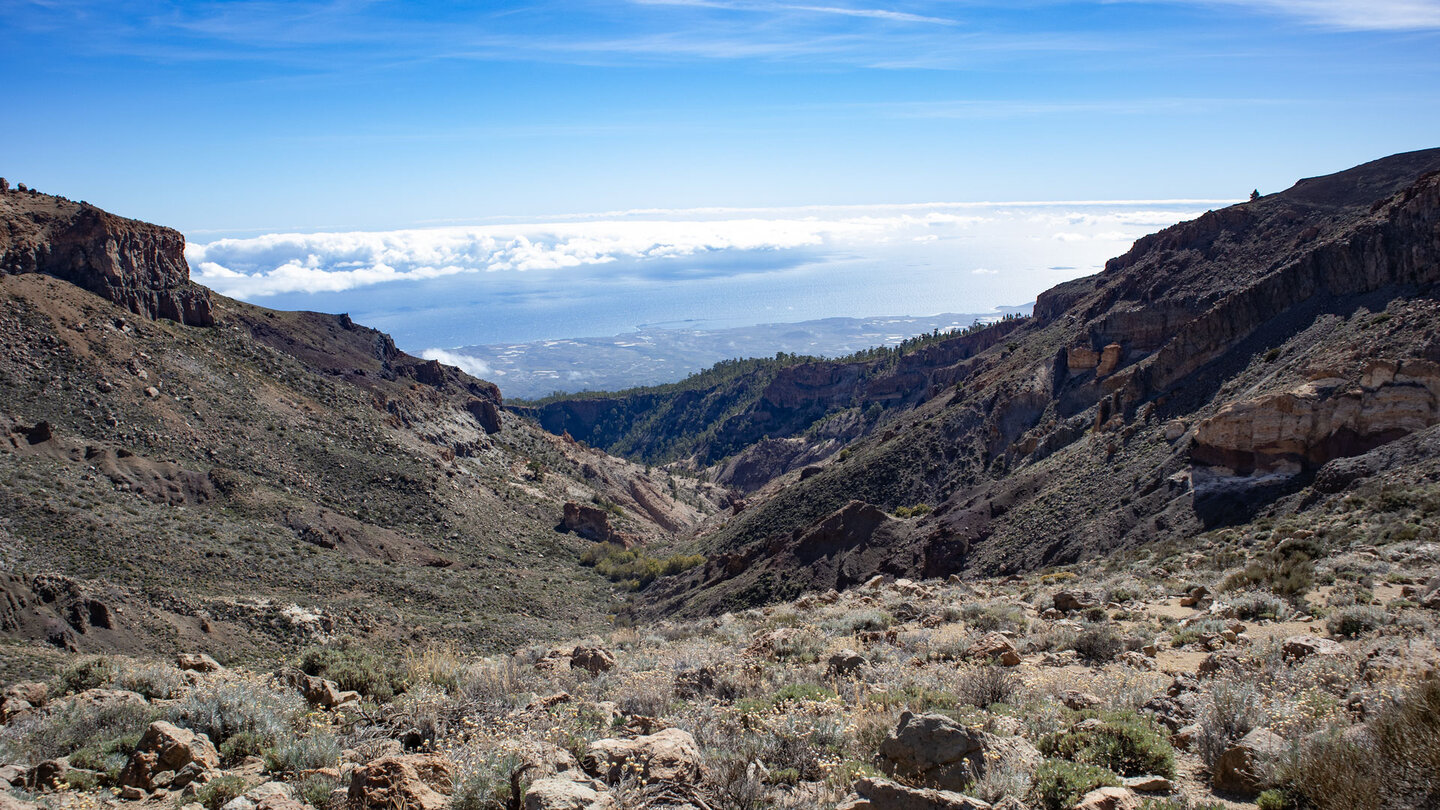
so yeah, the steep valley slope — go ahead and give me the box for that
[511,149,1440,618]
[0,188,727,680]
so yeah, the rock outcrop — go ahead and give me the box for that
[878,712,1039,792]
[838,776,993,810]
[0,190,213,325]
[347,754,454,810]
[1193,360,1440,474]
[117,721,220,791]
[1212,728,1282,795]
[583,728,704,784]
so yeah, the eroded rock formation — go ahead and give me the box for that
[0,191,213,325]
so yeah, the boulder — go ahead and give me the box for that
[570,643,617,675]
[1281,635,1344,662]
[176,653,223,673]
[583,728,703,784]
[1054,591,1097,613]
[0,764,29,787]
[70,688,147,708]
[2,682,47,707]
[119,722,221,790]
[0,698,32,723]
[28,759,70,790]
[837,776,993,810]
[828,649,866,676]
[347,754,454,810]
[963,633,1021,667]
[1121,775,1172,792]
[1212,728,1283,796]
[524,777,616,810]
[1061,690,1102,711]
[560,503,622,545]
[465,397,504,434]
[878,712,1039,792]
[1074,786,1141,810]
[1170,725,1200,751]
[280,669,349,708]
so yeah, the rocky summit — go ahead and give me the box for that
[1,151,1439,810]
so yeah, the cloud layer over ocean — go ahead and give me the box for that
[186,201,1228,349]
[189,201,1219,296]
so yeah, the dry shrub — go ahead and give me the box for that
[1276,678,1440,810]
[956,664,1019,708]
[1197,679,1264,770]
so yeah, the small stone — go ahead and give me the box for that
[1074,786,1140,810]
[1121,775,1172,792]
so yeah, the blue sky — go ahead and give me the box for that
[3,2,1438,357]
[4,1,1438,236]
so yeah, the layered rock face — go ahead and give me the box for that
[0,188,213,326]
[1193,360,1440,473]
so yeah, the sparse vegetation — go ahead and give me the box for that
[579,542,706,590]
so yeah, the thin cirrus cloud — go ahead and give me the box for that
[1170,0,1440,31]
[186,202,1222,300]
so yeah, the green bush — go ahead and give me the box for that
[54,656,117,695]
[866,685,959,713]
[195,774,247,810]
[1325,605,1388,638]
[1219,537,1317,597]
[1030,759,1120,810]
[1229,591,1288,621]
[579,543,706,590]
[219,730,266,765]
[736,683,837,716]
[962,602,1028,634]
[299,639,411,701]
[296,772,345,808]
[1038,712,1175,778]
[826,609,892,634]
[1257,789,1293,810]
[1072,624,1122,663]
[69,735,143,783]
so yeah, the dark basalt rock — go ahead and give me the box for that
[0,189,214,326]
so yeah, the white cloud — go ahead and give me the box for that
[1176,0,1440,31]
[971,267,998,274]
[420,348,502,377]
[186,201,1210,298]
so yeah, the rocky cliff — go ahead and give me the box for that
[632,148,1440,616]
[0,187,213,326]
[0,197,725,665]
